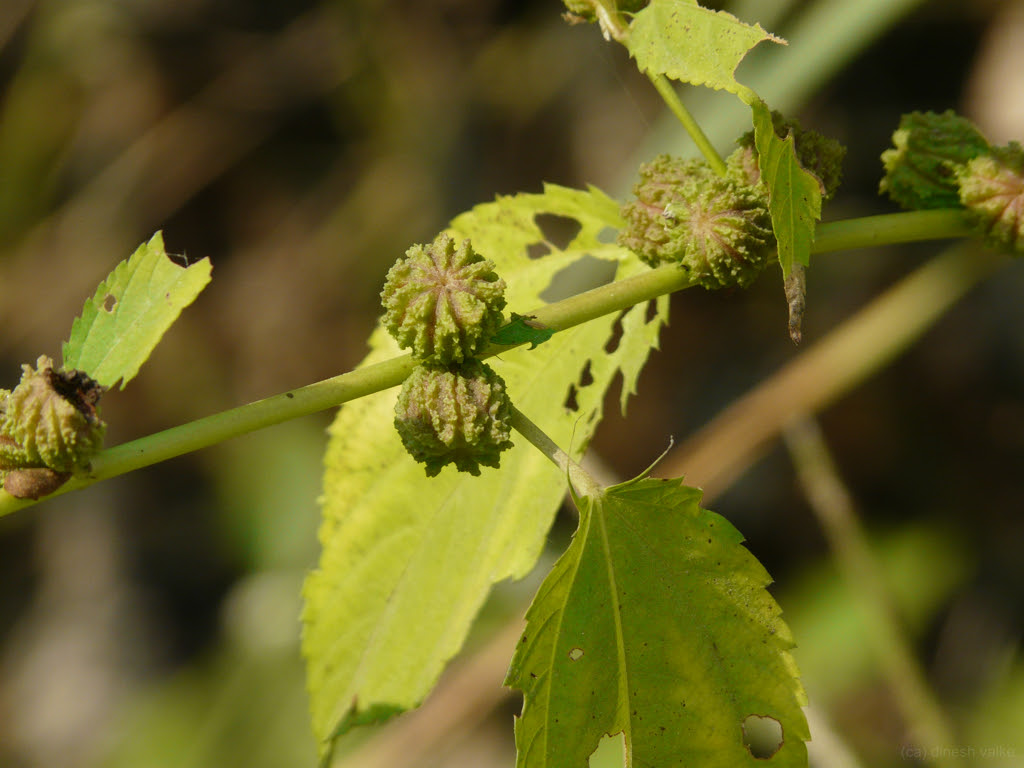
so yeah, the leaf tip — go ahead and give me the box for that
[784,263,807,344]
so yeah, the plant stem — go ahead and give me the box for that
[784,417,962,768]
[0,209,994,516]
[811,209,972,253]
[1,263,691,514]
[508,405,602,499]
[648,73,728,175]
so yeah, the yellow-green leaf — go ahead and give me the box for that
[491,313,555,349]
[302,184,668,763]
[61,232,211,388]
[627,0,784,96]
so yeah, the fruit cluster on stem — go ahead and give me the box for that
[381,233,514,476]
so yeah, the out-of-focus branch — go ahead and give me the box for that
[662,243,1006,500]
[784,417,961,768]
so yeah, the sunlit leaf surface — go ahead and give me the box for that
[627,0,783,95]
[62,232,211,388]
[303,184,668,763]
[507,475,809,768]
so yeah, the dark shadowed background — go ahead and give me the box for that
[0,1,1021,766]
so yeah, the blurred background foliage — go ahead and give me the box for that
[0,0,1022,766]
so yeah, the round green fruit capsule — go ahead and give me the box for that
[381,234,506,365]
[0,356,106,473]
[394,361,514,477]
[619,155,774,289]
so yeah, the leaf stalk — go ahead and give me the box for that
[784,417,963,768]
[508,405,602,499]
[648,73,728,175]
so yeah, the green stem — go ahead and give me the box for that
[508,405,602,499]
[648,73,728,175]
[0,209,992,516]
[784,418,962,768]
[812,209,972,253]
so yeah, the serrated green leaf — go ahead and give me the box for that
[750,100,822,277]
[61,232,211,388]
[627,0,784,96]
[302,184,668,763]
[491,313,555,349]
[506,476,809,768]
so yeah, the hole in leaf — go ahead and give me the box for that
[102,294,117,312]
[578,360,594,389]
[167,251,200,267]
[596,225,618,244]
[526,241,550,260]
[534,213,582,251]
[539,254,616,303]
[564,384,579,413]
[589,733,625,765]
[644,299,659,324]
[742,715,783,759]
[604,313,626,354]
[568,647,584,661]
[563,361,595,414]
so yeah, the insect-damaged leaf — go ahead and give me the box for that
[506,475,809,768]
[627,0,784,96]
[303,184,669,764]
[62,232,211,389]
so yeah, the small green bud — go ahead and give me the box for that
[957,142,1024,255]
[0,356,106,475]
[382,234,506,365]
[618,155,774,289]
[394,361,514,477]
[880,110,990,210]
[735,110,846,200]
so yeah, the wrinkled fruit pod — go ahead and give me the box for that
[382,233,506,365]
[394,360,514,477]
[619,155,774,289]
[880,110,990,210]
[0,356,106,474]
